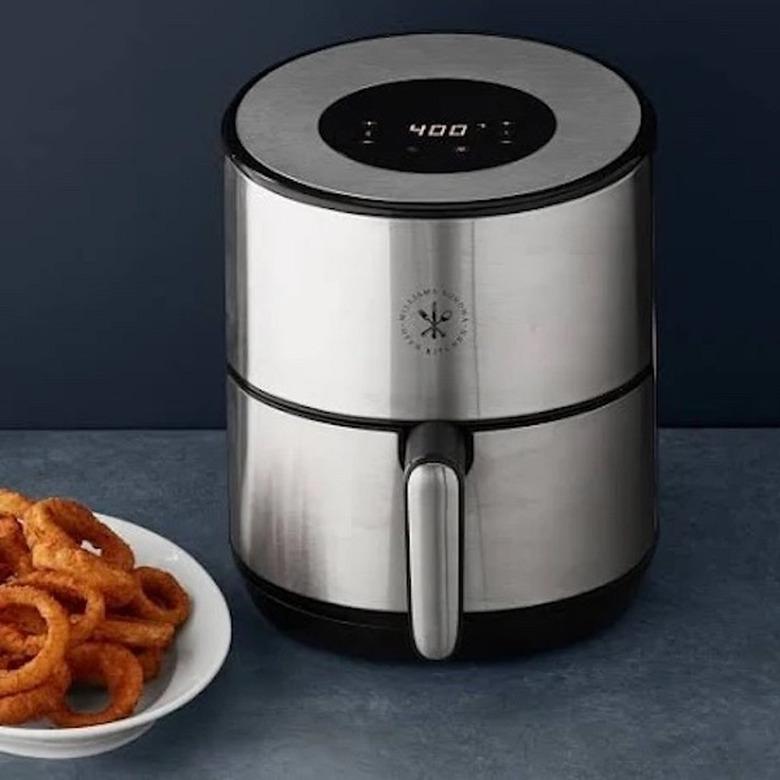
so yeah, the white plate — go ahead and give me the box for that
[0,513,232,759]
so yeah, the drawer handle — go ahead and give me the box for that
[404,423,466,661]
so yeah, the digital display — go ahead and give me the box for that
[408,123,469,137]
[319,79,556,173]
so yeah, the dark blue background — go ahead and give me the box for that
[2,1,777,428]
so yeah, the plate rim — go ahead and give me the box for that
[0,512,232,742]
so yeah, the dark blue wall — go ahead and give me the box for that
[2,1,778,427]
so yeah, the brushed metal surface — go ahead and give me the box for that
[233,34,643,204]
[226,160,652,420]
[229,376,656,612]
[406,462,461,659]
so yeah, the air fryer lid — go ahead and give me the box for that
[227,34,652,211]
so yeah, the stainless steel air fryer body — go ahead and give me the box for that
[223,34,657,660]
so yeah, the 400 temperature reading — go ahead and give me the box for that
[408,123,469,138]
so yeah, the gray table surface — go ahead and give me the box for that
[0,429,778,778]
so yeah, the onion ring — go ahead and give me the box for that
[14,571,105,647]
[0,586,69,696]
[134,648,164,682]
[92,616,174,649]
[129,567,190,627]
[49,642,143,727]
[0,515,32,580]
[24,498,135,571]
[0,489,33,519]
[0,662,70,725]
[32,543,137,607]
[23,500,137,607]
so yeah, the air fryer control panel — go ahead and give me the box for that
[318,79,557,173]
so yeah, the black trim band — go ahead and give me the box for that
[235,543,655,660]
[228,364,652,433]
[222,32,656,219]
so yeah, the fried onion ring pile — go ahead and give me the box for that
[0,489,190,727]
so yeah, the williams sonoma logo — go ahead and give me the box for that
[399,288,470,355]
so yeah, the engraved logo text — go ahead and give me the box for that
[399,288,470,356]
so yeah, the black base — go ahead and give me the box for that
[236,548,655,661]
